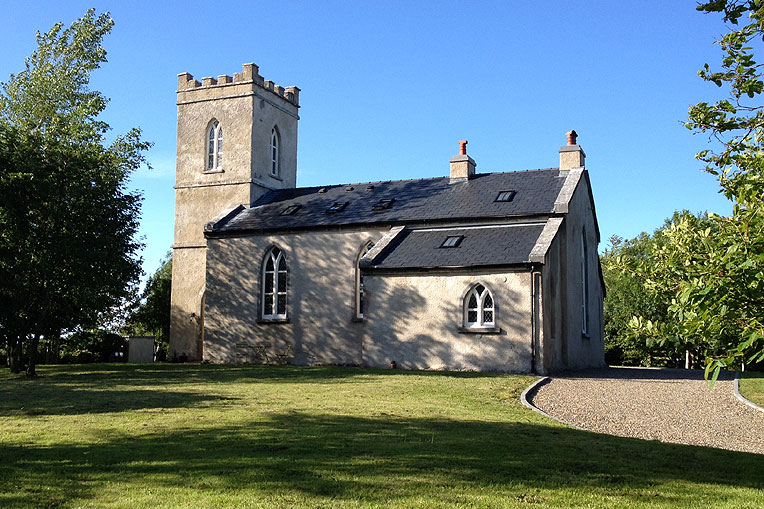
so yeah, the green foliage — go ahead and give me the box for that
[617,212,746,372]
[621,1,764,383]
[58,329,126,363]
[0,10,111,141]
[689,1,764,378]
[0,10,150,376]
[601,234,669,366]
[602,213,734,368]
[125,252,171,358]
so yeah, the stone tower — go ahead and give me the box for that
[170,62,300,361]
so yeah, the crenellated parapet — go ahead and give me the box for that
[177,63,300,107]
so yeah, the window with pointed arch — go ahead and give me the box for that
[262,247,288,319]
[207,120,223,170]
[463,283,495,329]
[355,241,375,319]
[270,127,280,177]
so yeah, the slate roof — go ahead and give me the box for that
[365,223,546,270]
[208,169,566,235]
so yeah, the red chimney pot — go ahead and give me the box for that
[458,140,468,155]
[566,130,578,146]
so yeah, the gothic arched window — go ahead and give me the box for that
[464,283,495,328]
[207,120,223,170]
[262,247,288,319]
[270,127,280,177]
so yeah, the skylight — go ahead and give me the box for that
[495,190,516,202]
[440,235,464,248]
[280,204,301,216]
[372,198,395,211]
[326,201,349,214]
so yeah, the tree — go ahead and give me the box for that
[125,252,172,360]
[601,233,669,366]
[0,10,150,376]
[627,1,764,383]
[618,212,742,369]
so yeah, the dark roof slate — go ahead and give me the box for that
[210,169,565,234]
[367,223,546,270]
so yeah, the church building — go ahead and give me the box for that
[169,62,605,373]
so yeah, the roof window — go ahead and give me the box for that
[440,235,464,248]
[326,201,349,214]
[495,190,516,202]
[366,185,375,191]
[280,204,301,216]
[372,198,395,211]
[345,186,355,192]
[318,187,327,193]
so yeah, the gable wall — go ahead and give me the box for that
[543,173,605,372]
[539,230,564,372]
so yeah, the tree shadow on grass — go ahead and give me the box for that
[1,412,763,507]
[0,387,238,417]
[2,363,516,388]
[0,365,516,417]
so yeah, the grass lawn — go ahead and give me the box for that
[740,371,764,407]
[1,365,763,508]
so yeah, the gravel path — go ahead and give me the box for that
[529,367,764,455]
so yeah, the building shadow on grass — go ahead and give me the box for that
[1,411,763,507]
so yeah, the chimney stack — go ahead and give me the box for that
[449,140,476,183]
[559,130,585,171]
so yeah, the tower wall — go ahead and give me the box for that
[170,63,299,361]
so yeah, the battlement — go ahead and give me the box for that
[177,63,300,107]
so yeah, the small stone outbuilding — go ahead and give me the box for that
[169,62,605,374]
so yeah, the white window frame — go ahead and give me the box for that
[355,241,375,319]
[262,247,287,320]
[270,127,280,177]
[463,283,495,329]
[207,120,223,170]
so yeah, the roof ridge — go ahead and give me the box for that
[287,168,561,192]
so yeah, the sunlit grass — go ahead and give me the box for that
[1,364,762,508]
[740,371,764,407]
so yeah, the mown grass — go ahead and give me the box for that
[740,371,764,407]
[1,364,762,508]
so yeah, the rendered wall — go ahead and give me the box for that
[363,271,533,372]
[205,230,534,372]
[127,336,155,363]
[204,229,385,365]
[540,173,605,372]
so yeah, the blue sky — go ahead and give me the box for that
[0,1,735,280]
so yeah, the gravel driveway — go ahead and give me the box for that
[528,367,764,455]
